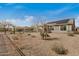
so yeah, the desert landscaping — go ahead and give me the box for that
[0,18,79,56]
[0,3,79,56]
[3,31,79,56]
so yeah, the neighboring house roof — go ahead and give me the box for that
[47,19,71,24]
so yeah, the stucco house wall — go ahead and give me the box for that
[46,19,75,32]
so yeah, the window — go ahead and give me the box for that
[60,25,66,31]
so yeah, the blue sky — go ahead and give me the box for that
[0,3,79,27]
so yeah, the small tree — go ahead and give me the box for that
[37,16,49,40]
[12,26,16,34]
[1,20,16,34]
[40,24,49,40]
[4,25,6,34]
[31,16,49,40]
[1,21,7,34]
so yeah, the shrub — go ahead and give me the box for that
[74,31,79,34]
[40,32,50,40]
[40,32,50,37]
[13,36,19,40]
[52,44,68,55]
[27,33,31,36]
[31,35,36,38]
[20,45,32,50]
[52,37,59,40]
[68,33,74,37]
[10,32,13,34]
[44,37,59,40]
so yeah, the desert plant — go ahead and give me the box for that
[27,33,31,36]
[45,37,59,40]
[40,32,50,40]
[31,35,36,38]
[13,26,16,34]
[4,25,6,34]
[13,36,19,40]
[10,32,13,34]
[68,33,74,36]
[52,44,68,55]
[74,31,79,34]
[20,45,32,50]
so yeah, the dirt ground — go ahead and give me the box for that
[0,33,20,56]
[8,32,79,56]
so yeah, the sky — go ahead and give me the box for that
[0,3,79,27]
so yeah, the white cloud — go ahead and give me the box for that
[75,16,79,27]
[5,19,24,24]
[0,16,34,26]
[0,19,17,28]
[0,19,21,25]
[0,16,38,26]
[25,16,34,22]
[5,19,18,26]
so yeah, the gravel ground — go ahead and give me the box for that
[0,33,20,56]
[8,32,79,56]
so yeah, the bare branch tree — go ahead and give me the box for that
[0,20,16,34]
[32,16,47,32]
[31,16,49,40]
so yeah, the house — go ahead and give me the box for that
[46,18,75,32]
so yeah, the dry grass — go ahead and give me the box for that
[44,37,59,40]
[8,32,79,55]
[67,33,74,37]
[40,32,50,37]
[20,45,32,50]
[27,33,31,36]
[74,31,79,34]
[10,32,13,34]
[52,43,68,55]
[31,35,36,38]
[12,36,19,40]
